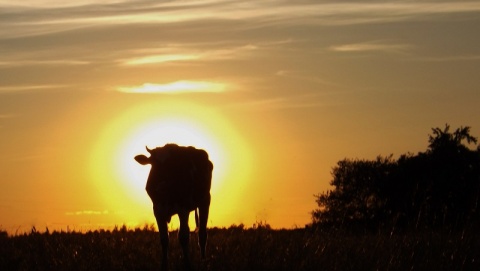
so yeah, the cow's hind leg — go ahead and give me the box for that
[198,196,211,259]
[178,210,191,270]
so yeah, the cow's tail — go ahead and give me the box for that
[194,208,199,232]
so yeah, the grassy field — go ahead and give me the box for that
[1,224,478,271]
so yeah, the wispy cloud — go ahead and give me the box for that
[0,0,125,8]
[65,210,109,216]
[330,41,412,54]
[116,80,227,94]
[0,85,67,93]
[2,1,480,38]
[275,70,342,87]
[119,44,257,66]
[414,55,480,62]
[121,54,199,66]
[0,60,90,67]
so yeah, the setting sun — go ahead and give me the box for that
[88,99,252,228]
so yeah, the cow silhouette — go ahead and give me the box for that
[135,143,213,270]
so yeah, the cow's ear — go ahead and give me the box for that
[134,155,150,165]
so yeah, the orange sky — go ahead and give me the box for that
[1,1,480,234]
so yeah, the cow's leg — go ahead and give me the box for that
[178,210,191,269]
[158,222,169,271]
[198,195,211,259]
[154,206,169,271]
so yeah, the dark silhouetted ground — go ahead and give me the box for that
[1,224,478,270]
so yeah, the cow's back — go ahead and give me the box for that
[162,145,212,210]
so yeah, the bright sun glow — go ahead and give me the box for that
[118,117,225,200]
[89,99,251,228]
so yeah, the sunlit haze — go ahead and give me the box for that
[1,0,479,234]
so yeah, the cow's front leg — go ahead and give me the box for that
[154,206,169,271]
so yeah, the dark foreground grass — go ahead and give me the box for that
[1,225,479,271]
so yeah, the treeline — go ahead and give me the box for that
[312,124,480,230]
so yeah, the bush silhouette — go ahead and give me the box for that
[313,124,480,230]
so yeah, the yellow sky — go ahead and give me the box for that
[1,0,480,234]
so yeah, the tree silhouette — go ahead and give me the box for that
[312,156,395,228]
[428,124,477,153]
[313,124,480,230]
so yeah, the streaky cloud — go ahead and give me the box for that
[0,60,90,67]
[0,84,67,93]
[275,70,343,87]
[330,41,412,54]
[116,81,226,94]
[120,54,199,66]
[3,1,480,39]
[414,55,480,62]
[119,44,257,66]
[0,0,126,8]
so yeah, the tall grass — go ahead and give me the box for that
[1,224,478,270]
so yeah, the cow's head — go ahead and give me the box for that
[134,146,175,204]
[134,146,171,166]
